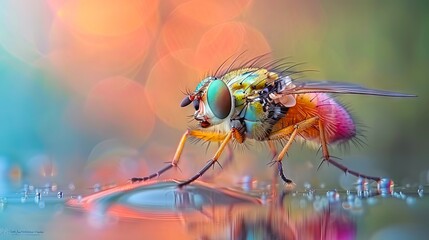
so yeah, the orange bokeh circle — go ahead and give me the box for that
[172,0,252,26]
[44,0,158,94]
[84,76,155,144]
[160,0,252,61]
[52,0,159,37]
[145,51,201,130]
[194,22,272,71]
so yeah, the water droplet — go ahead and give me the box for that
[355,178,368,197]
[356,177,364,184]
[303,182,311,190]
[326,190,340,202]
[240,175,253,192]
[417,186,424,197]
[93,183,101,193]
[34,193,41,203]
[377,178,394,196]
[306,189,314,201]
[364,189,373,198]
[57,191,63,199]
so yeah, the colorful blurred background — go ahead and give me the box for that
[0,0,428,190]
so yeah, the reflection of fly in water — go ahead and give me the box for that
[67,180,359,239]
[132,56,415,186]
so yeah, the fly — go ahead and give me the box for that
[131,58,415,187]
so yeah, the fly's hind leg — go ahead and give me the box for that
[318,121,381,182]
[131,129,228,183]
[268,117,320,184]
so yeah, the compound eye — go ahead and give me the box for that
[206,80,232,119]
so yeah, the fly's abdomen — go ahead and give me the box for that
[274,93,356,144]
[317,94,356,143]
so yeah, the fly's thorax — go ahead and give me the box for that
[226,68,272,92]
[221,68,294,140]
[227,69,296,113]
[226,68,270,112]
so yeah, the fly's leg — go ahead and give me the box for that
[201,143,235,182]
[131,129,228,183]
[268,117,320,184]
[178,129,234,187]
[131,131,189,183]
[267,141,281,199]
[318,121,381,182]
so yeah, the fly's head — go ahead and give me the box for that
[180,77,234,128]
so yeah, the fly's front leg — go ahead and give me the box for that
[131,129,228,183]
[178,129,235,187]
[268,117,319,184]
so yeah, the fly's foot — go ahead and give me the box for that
[130,177,145,183]
[277,162,293,184]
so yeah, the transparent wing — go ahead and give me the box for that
[283,80,416,97]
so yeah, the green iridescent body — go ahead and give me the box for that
[220,68,287,140]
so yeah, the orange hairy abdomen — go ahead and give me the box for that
[272,93,356,144]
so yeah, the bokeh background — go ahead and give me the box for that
[0,0,428,190]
